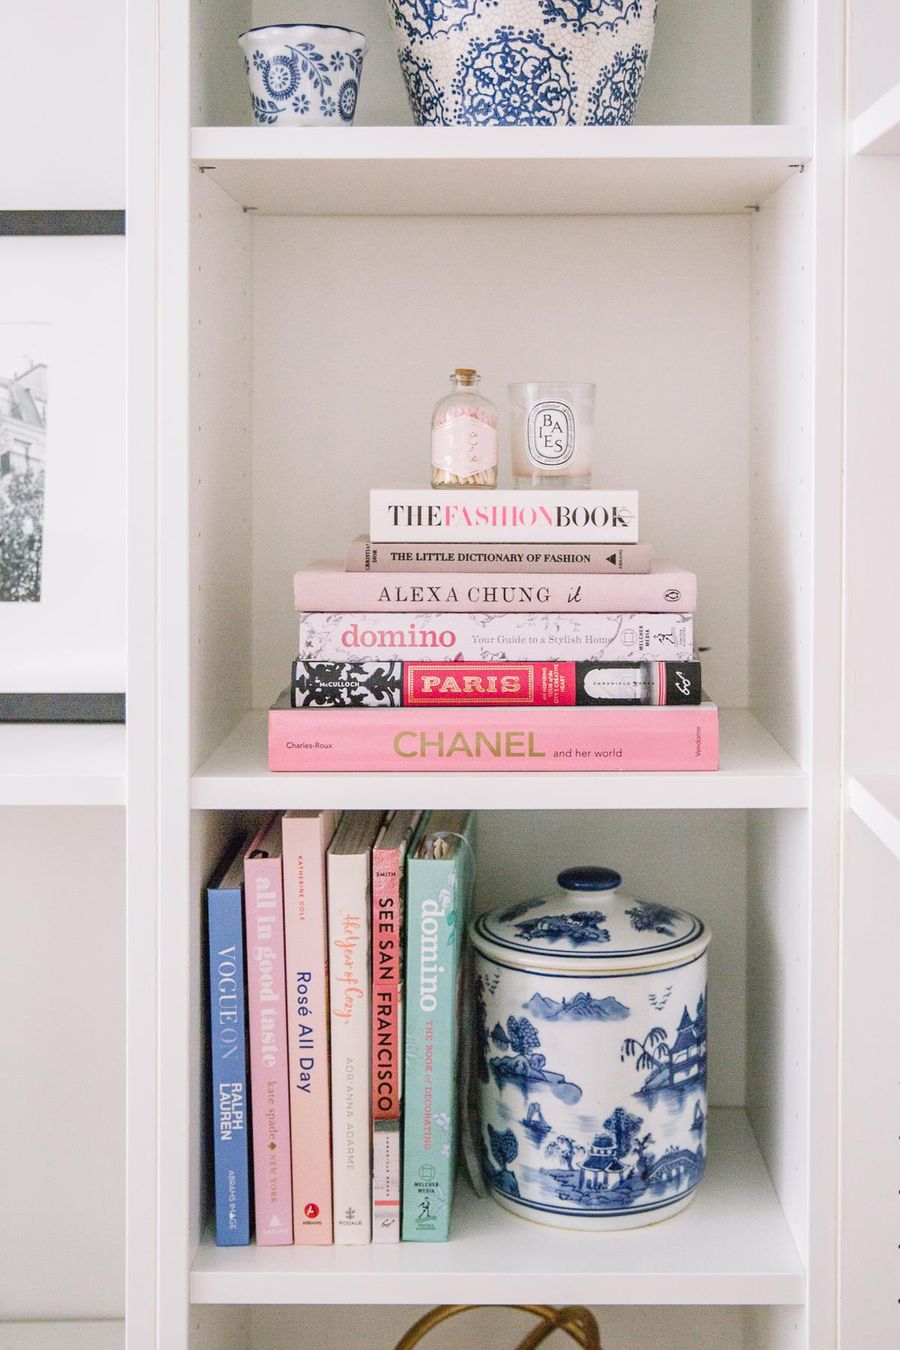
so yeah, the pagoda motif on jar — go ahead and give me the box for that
[469,866,710,1230]
[385,1,658,128]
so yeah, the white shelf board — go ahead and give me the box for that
[848,775,900,861]
[0,722,125,807]
[191,708,806,811]
[190,1108,804,1306]
[852,82,900,155]
[191,125,811,216]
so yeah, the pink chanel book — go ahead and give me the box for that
[268,698,719,773]
[282,809,341,1244]
[244,817,293,1245]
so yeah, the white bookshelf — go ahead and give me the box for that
[192,708,807,811]
[191,125,811,216]
[0,722,125,807]
[127,2,849,1348]
[190,1110,804,1308]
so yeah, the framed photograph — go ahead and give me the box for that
[0,223,125,719]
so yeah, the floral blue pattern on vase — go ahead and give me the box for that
[239,25,368,127]
[453,27,576,126]
[386,0,655,125]
[539,0,644,31]
[585,42,649,124]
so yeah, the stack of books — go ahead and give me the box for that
[269,488,719,771]
[207,808,474,1248]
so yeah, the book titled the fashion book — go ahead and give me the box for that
[293,560,695,614]
[290,659,702,709]
[328,810,384,1245]
[370,489,639,544]
[207,840,253,1246]
[297,612,694,664]
[402,811,475,1241]
[372,811,421,1122]
[244,816,292,1245]
[268,696,719,772]
[282,809,341,1245]
[346,535,653,574]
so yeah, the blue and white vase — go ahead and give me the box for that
[386,1,657,127]
[469,866,709,1230]
[238,24,368,127]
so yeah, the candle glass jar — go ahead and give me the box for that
[509,382,595,489]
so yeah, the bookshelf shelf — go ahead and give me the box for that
[190,708,807,812]
[189,1109,803,1307]
[847,775,900,861]
[851,81,900,154]
[0,722,125,807]
[190,125,811,217]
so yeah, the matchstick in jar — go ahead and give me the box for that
[431,368,498,489]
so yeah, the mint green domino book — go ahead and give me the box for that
[401,810,475,1241]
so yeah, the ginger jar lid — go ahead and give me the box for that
[470,867,710,975]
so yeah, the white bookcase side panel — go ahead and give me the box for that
[752,0,814,125]
[848,0,900,123]
[747,809,810,1255]
[191,171,254,769]
[193,0,252,128]
[840,815,900,1348]
[748,173,813,771]
[844,159,900,775]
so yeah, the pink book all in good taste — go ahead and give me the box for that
[293,560,696,613]
[243,816,293,1246]
[268,700,719,773]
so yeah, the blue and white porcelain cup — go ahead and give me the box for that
[239,24,368,126]
[469,866,709,1230]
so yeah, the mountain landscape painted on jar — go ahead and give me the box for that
[523,990,630,1021]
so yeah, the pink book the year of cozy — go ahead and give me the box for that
[244,816,293,1245]
[269,702,719,773]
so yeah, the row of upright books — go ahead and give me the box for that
[207,808,474,1247]
[269,488,719,771]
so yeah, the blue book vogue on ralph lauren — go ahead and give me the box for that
[207,841,253,1245]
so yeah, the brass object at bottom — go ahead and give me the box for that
[395,1304,602,1350]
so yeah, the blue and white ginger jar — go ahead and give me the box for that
[470,866,709,1230]
[386,0,657,126]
